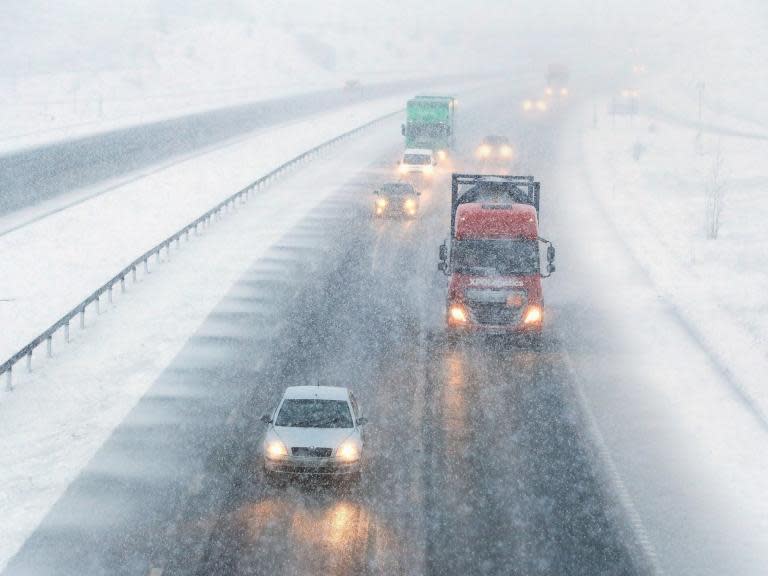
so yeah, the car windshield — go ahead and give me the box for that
[274,399,354,428]
[403,154,431,165]
[453,239,539,275]
[381,184,415,195]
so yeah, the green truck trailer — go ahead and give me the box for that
[401,95,456,157]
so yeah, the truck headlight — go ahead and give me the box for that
[424,164,434,175]
[265,440,288,459]
[449,304,468,324]
[376,197,388,208]
[398,163,408,174]
[404,198,416,210]
[437,149,447,160]
[523,305,542,324]
[337,441,360,462]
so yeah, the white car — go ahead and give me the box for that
[398,148,436,177]
[261,386,367,482]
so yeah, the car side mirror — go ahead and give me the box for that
[416,191,422,196]
[547,245,556,263]
[357,417,368,426]
[547,262,556,274]
[260,414,272,424]
[373,190,379,195]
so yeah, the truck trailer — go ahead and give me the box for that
[401,95,456,159]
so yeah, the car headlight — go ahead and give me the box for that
[448,304,468,324]
[545,87,553,96]
[376,197,388,208]
[404,198,416,209]
[536,100,547,111]
[424,164,434,175]
[560,87,569,96]
[437,149,447,161]
[336,441,360,462]
[500,145,513,157]
[265,440,288,459]
[398,163,408,174]
[522,99,533,111]
[478,144,491,158]
[523,305,542,324]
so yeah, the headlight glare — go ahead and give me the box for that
[266,440,288,459]
[337,441,360,462]
[523,305,542,324]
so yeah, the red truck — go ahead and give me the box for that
[437,174,555,341]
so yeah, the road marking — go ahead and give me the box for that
[147,568,163,576]
[561,350,666,576]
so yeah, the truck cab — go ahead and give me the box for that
[438,174,555,337]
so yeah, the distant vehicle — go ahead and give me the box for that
[398,148,436,179]
[401,95,456,159]
[611,89,640,115]
[373,181,420,218]
[476,135,514,161]
[261,386,367,483]
[545,63,570,97]
[437,174,556,343]
[522,98,548,113]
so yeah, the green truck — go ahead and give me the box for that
[401,95,456,158]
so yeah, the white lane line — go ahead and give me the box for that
[147,568,163,576]
[561,349,667,576]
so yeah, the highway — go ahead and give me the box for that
[4,87,644,576]
[0,77,452,219]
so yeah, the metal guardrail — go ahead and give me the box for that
[1,109,401,391]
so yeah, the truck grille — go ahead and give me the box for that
[465,288,527,326]
[469,302,522,325]
[291,447,333,458]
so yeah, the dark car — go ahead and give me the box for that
[374,181,420,218]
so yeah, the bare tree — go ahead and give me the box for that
[705,141,726,239]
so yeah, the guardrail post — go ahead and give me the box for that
[156,250,161,264]
[108,286,113,305]
[95,295,100,315]
[5,367,12,391]
[132,266,137,282]
[144,259,149,274]
[80,308,85,329]
[120,276,126,293]
[65,322,70,342]
[26,351,32,372]
[176,236,180,249]
[46,336,52,358]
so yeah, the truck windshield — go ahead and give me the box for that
[275,399,353,428]
[453,239,539,275]
[403,154,431,165]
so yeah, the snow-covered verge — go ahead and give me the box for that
[0,93,412,368]
[549,45,768,572]
[551,104,768,575]
[0,115,401,572]
[582,99,768,423]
